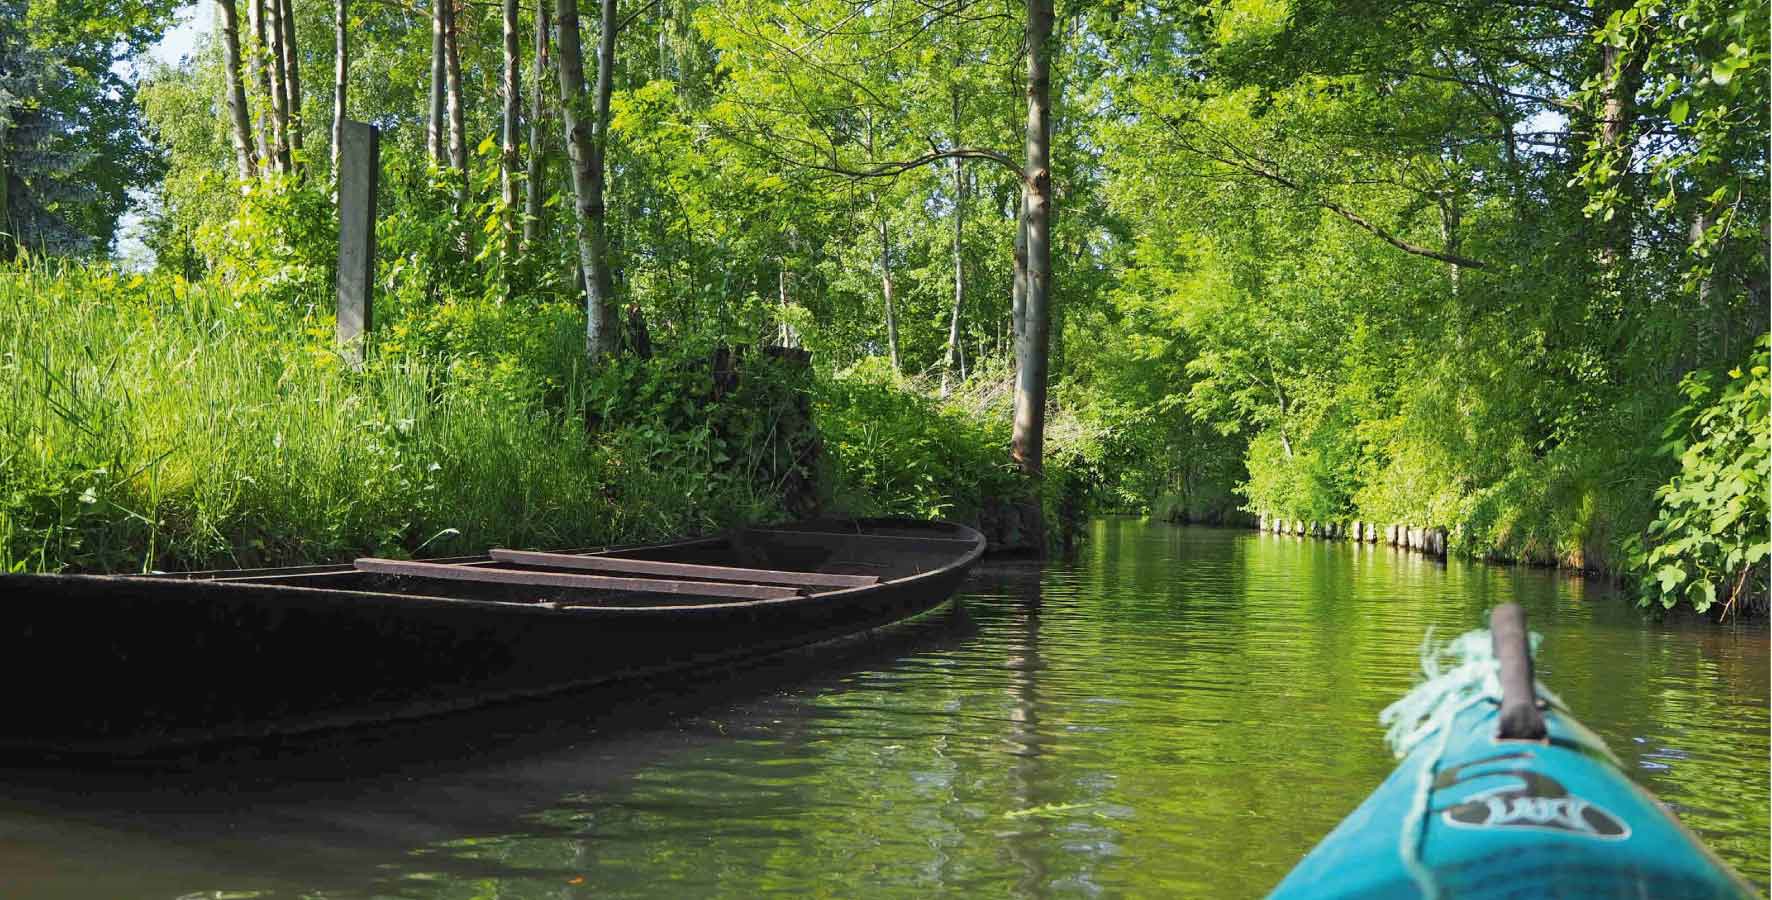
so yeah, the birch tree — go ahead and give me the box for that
[501,0,522,259]
[264,0,291,172]
[278,0,302,171]
[331,0,346,173]
[523,0,551,247]
[443,0,467,182]
[556,0,616,355]
[941,91,966,397]
[248,0,273,168]
[427,0,447,163]
[216,0,256,181]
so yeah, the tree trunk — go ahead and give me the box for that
[501,0,521,262]
[877,208,900,372]
[248,0,273,170]
[1011,0,1053,476]
[0,163,12,262]
[1438,193,1461,297]
[523,0,550,248]
[585,0,617,346]
[217,0,257,182]
[655,0,666,77]
[331,0,347,174]
[1011,187,1027,406]
[557,0,614,356]
[279,0,303,172]
[428,0,447,163]
[264,0,291,173]
[941,87,965,397]
[777,265,801,348]
[942,159,964,397]
[444,0,469,192]
[1593,23,1645,275]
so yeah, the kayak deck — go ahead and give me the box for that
[1270,608,1756,900]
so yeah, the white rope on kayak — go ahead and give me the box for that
[1377,627,1563,900]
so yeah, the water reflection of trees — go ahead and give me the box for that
[5,524,1763,896]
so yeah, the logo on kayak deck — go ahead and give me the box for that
[1436,752,1630,839]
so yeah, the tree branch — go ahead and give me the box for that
[1234,154,1491,269]
[1156,118,1492,270]
[718,124,1024,182]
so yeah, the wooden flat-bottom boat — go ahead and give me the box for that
[1269,604,1756,899]
[0,518,984,758]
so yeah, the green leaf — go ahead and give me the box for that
[1692,580,1717,612]
[1655,565,1687,592]
[1669,98,1689,124]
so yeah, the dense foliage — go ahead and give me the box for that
[0,0,180,257]
[7,0,1767,611]
[1629,337,1770,616]
[0,263,1054,571]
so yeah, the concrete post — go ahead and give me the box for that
[336,120,379,365]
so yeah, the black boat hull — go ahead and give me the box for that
[0,519,983,756]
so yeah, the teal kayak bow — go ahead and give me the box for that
[1269,604,1758,900]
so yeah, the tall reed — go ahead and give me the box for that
[0,264,751,572]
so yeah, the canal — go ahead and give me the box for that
[3,519,1766,897]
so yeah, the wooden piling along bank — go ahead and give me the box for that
[1255,514,1449,558]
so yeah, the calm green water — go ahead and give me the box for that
[3,520,1767,898]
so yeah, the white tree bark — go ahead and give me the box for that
[557,0,615,356]
[501,0,521,260]
[264,0,291,173]
[217,0,257,182]
[523,0,550,247]
[941,96,966,397]
[279,0,303,171]
[427,0,446,163]
[877,207,901,372]
[248,0,273,169]
[331,0,347,174]
[443,0,468,194]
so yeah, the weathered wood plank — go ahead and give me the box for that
[488,548,879,588]
[353,558,799,600]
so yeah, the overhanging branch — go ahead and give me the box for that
[717,124,1024,183]
[1158,118,1491,270]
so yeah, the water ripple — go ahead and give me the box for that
[0,520,1763,899]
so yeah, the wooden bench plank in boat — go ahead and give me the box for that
[353,559,800,600]
[487,549,880,588]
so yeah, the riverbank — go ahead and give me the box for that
[0,266,1063,572]
[1255,515,1450,557]
[1238,507,1769,620]
[1152,500,1768,620]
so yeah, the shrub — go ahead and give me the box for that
[813,358,1020,522]
[1627,334,1771,616]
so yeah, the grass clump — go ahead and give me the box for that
[1,263,1059,573]
[0,265,784,572]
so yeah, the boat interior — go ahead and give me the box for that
[146,521,982,607]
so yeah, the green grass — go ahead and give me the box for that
[0,265,778,572]
[0,264,1053,573]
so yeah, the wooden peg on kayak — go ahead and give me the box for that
[1491,602,1548,740]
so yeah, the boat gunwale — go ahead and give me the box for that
[35,519,988,616]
